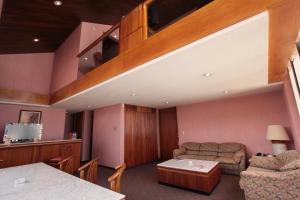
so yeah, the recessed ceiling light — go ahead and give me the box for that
[33,38,39,42]
[87,105,91,108]
[131,93,136,97]
[164,101,169,104]
[83,57,88,60]
[224,90,230,94]
[114,35,118,38]
[54,1,62,6]
[202,73,212,77]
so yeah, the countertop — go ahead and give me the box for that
[0,163,125,200]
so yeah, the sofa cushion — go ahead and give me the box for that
[196,155,217,161]
[198,151,218,156]
[277,150,300,164]
[218,152,235,158]
[250,156,283,170]
[280,159,300,171]
[219,163,240,170]
[186,150,199,155]
[182,142,200,151]
[200,142,218,152]
[177,155,216,161]
[216,157,237,164]
[219,143,242,153]
[177,155,199,160]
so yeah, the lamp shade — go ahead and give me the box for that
[266,125,290,141]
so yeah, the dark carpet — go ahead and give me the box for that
[96,161,245,200]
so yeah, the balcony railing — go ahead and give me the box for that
[77,24,120,77]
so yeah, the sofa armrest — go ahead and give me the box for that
[173,148,186,158]
[240,169,299,189]
[234,149,246,171]
[240,169,300,199]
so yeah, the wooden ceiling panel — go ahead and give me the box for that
[0,0,142,54]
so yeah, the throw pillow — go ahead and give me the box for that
[250,156,283,170]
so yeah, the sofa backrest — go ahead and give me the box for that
[182,142,200,151]
[181,142,244,156]
[218,143,244,153]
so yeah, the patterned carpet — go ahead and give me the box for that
[97,161,245,200]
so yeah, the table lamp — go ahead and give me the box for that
[266,125,290,155]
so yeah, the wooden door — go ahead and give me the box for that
[72,112,83,139]
[159,107,179,160]
[125,105,158,167]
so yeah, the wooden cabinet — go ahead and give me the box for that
[125,105,158,167]
[0,140,81,170]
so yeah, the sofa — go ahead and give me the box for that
[173,142,246,175]
[240,150,300,200]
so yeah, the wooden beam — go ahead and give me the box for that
[268,0,300,83]
[50,0,291,104]
[0,88,49,105]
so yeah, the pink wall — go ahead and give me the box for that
[50,25,82,93]
[177,90,291,156]
[79,22,111,53]
[0,103,66,140]
[283,74,300,149]
[0,53,54,94]
[92,104,124,168]
[50,22,112,93]
[81,110,93,161]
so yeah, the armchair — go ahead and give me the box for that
[240,150,300,200]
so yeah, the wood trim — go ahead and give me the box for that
[51,0,293,104]
[268,0,300,83]
[0,88,49,105]
[0,139,82,149]
[77,23,120,58]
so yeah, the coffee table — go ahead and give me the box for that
[157,159,220,194]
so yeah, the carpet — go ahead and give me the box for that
[96,161,245,200]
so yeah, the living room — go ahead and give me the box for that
[0,0,300,200]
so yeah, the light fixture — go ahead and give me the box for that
[266,125,290,155]
[114,35,118,38]
[131,93,136,97]
[33,38,39,42]
[83,57,88,60]
[224,90,229,94]
[202,72,212,77]
[54,1,62,6]
[87,105,91,108]
[164,101,169,104]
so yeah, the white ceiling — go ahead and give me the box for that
[53,11,278,112]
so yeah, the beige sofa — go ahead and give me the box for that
[240,150,300,200]
[173,142,246,175]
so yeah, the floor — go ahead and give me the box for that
[97,162,245,200]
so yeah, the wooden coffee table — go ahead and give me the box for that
[157,159,220,194]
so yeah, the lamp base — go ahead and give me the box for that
[272,142,287,155]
